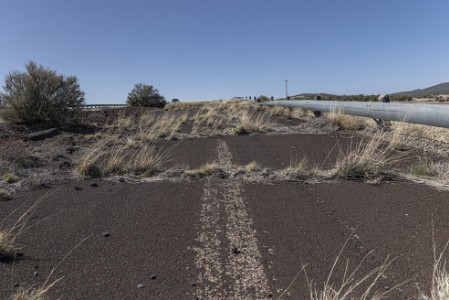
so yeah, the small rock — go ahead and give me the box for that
[137,283,145,289]
[384,286,390,290]
[191,280,197,286]
[33,271,39,277]
[150,275,157,280]
[90,182,98,187]
[74,186,82,191]
[232,247,241,254]
[103,232,111,237]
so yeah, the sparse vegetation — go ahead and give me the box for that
[0,188,12,201]
[0,197,45,261]
[282,158,312,180]
[194,163,221,176]
[2,172,19,184]
[0,61,85,128]
[78,135,171,177]
[246,161,260,172]
[327,109,369,131]
[303,237,400,300]
[231,125,248,135]
[332,134,397,180]
[411,160,449,181]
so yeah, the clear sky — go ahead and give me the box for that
[1,0,448,103]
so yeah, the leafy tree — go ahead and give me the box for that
[0,61,85,128]
[127,83,166,108]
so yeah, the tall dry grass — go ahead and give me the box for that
[0,197,46,260]
[111,110,189,141]
[332,134,398,180]
[326,109,371,131]
[278,233,402,300]
[77,135,171,177]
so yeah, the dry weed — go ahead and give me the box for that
[0,187,13,201]
[327,109,369,131]
[332,134,397,180]
[0,196,47,261]
[191,163,221,176]
[305,254,398,300]
[418,225,449,300]
[9,235,89,300]
[246,161,260,172]
[9,284,57,300]
[391,122,449,144]
[78,135,171,177]
[240,111,273,133]
[282,158,311,180]
[278,233,401,300]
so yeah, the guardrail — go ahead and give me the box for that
[75,104,127,109]
[261,100,449,129]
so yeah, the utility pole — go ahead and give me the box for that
[285,80,288,99]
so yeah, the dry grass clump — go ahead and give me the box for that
[0,187,13,201]
[327,109,370,131]
[279,234,400,300]
[77,135,171,178]
[111,111,188,141]
[332,134,396,180]
[189,100,274,136]
[0,197,44,261]
[418,227,449,300]
[384,122,449,153]
[195,163,221,176]
[2,172,19,184]
[282,158,313,180]
[239,111,273,133]
[137,111,188,141]
[8,234,89,300]
[391,122,449,144]
[246,161,260,172]
[185,163,231,179]
[9,285,56,300]
[304,254,397,300]
[411,160,449,181]
[268,106,293,118]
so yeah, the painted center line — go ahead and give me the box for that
[194,140,270,299]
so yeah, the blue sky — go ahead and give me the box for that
[1,0,448,103]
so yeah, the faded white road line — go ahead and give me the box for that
[194,140,270,299]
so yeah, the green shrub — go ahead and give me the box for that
[411,161,428,176]
[127,83,166,108]
[257,95,270,102]
[231,126,248,135]
[0,61,85,128]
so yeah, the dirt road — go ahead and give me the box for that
[1,137,449,299]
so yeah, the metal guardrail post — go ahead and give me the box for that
[261,100,449,129]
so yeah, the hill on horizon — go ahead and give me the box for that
[392,82,449,97]
[292,82,449,99]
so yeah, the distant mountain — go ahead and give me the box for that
[393,82,449,97]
